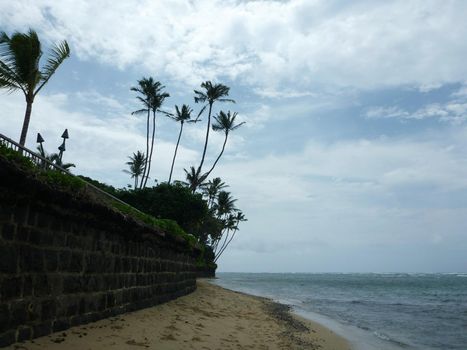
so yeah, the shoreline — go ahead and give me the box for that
[6,279,350,350]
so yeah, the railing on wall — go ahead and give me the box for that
[0,132,145,215]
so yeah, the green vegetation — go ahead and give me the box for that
[0,29,70,146]
[0,143,85,191]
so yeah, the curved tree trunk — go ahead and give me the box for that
[215,228,238,262]
[203,132,228,180]
[143,110,157,188]
[168,122,184,184]
[139,110,150,189]
[197,102,213,174]
[19,98,34,146]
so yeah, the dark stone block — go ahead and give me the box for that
[22,275,33,297]
[0,330,16,347]
[69,252,84,273]
[40,231,54,245]
[52,232,66,246]
[44,250,59,272]
[48,275,63,295]
[66,299,78,317]
[36,213,50,229]
[1,276,21,300]
[17,226,29,241]
[0,242,17,273]
[52,318,69,332]
[19,246,44,272]
[33,321,52,338]
[14,206,29,226]
[17,326,32,342]
[63,275,82,294]
[27,228,42,245]
[58,250,72,271]
[0,304,10,333]
[10,300,28,327]
[33,274,50,297]
[1,223,15,240]
[41,299,56,321]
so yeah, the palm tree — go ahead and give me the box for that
[215,190,237,218]
[203,111,245,179]
[0,29,70,146]
[184,166,207,193]
[194,81,235,174]
[123,151,146,189]
[131,77,169,188]
[145,80,169,188]
[167,104,195,184]
[201,177,228,209]
[36,145,75,171]
[131,78,153,188]
[50,153,75,170]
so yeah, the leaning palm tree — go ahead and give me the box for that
[215,211,247,262]
[0,29,70,146]
[194,81,235,174]
[167,104,195,184]
[123,151,146,190]
[203,111,245,180]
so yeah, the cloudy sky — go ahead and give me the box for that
[1,0,466,272]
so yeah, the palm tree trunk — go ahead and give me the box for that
[19,99,34,146]
[168,122,184,184]
[134,176,138,190]
[139,110,150,189]
[215,224,239,262]
[197,102,213,174]
[143,110,157,188]
[204,132,228,180]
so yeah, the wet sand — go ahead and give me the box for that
[7,280,350,350]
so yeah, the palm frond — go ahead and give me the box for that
[34,40,69,96]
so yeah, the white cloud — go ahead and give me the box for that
[366,84,467,124]
[1,0,467,93]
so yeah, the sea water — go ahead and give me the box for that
[212,273,467,350]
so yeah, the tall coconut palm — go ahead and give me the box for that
[144,80,169,188]
[194,81,235,174]
[131,78,153,188]
[0,29,70,146]
[123,151,146,190]
[131,77,169,188]
[203,111,245,180]
[167,104,194,184]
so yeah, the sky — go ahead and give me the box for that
[1,0,466,273]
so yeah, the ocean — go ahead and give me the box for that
[212,273,467,350]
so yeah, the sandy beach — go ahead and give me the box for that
[7,280,350,350]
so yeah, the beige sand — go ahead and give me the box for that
[8,280,350,350]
